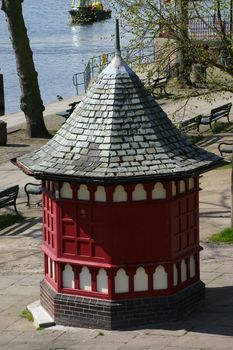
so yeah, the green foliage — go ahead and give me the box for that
[0,214,22,231]
[112,0,233,83]
[97,331,104,336]
[20,309,34,322]
[209,227,233,243]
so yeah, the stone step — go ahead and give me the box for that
[27,300,55,328]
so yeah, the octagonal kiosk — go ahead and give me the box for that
[14,25,224,329]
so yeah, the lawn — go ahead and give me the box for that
[209,227,233,243]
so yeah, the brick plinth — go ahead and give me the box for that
[40,279,205,330]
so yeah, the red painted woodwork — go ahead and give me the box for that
[42,178,201,300]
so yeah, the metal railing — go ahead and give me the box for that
[72,44,156,95]
[189,15,231,40]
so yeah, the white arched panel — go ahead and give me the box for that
[134,267,148,291]
[132,184,147,201]
[115,269,129,293]
[113,185,127,202]
[62,264,75,289]
[179,180,186,194]
[97,268,108,294]
[79,266,92,291]
[47,256,51,276]
[181,259,187,282]
[78,184,90,200]
[95,186,106,202]
[52,260,55,280]
[190,255,196,278]
[152,182,166,199]
[153,265,168,290]
[60,183,72,199]
[172,181,176,197]
[189,177,195,190]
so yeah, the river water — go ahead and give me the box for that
[0,1,118,114]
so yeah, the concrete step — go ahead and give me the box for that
[27,300,55,328]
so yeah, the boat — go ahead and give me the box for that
[70,0,111,24]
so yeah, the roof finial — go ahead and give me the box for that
[115,18,121,56]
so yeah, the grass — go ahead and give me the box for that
[20,309,34,322]
[211,121,233,134]
[187,134,205,144]
[209,227,233,243]
[216,162,232,170]
[0,214,22,231]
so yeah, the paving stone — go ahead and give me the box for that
[0,330,23,347]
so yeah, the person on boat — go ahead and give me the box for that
[77,0,88,8]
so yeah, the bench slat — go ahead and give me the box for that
[0,185,19,215]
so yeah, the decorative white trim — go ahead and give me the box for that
[190,255,196,278]
[134,267,148,291]
[96,268,108,294]
[78,184,90,200]
[62,264,75,289]
[95,186,106,202]
[132,184,147,201]
[153,265,168,290]
[60,183,73,199]
[152,182,166,199]
[181,260,187,282]
[113,185,127,202]
[115,269,129,293]
[79,266,92,291]
[173,264,178,286]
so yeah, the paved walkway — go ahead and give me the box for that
[0,92,233,349]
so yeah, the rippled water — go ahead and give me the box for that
[0,0,118,114]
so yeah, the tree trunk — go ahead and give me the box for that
[176,0,193,86]
[1,0,49,138]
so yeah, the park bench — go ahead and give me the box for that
[148,74,170,96]
[179,115,202,133]
[218,142,233,156]
[56,101,80,120]
[24,183,42,207]
[197,102,232,131]
[179,102,232,133]
[0,185,19,215]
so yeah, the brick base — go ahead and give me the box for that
[40,279,205,330]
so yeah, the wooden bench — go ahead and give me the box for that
[24,183,42,207]
[197,102,232,132]
[149,75,170,96]
[56,101,80,119]
[218,142,233,156]
[0,185,19,215]
[179,115,202,133]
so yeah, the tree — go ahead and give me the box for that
[112,0,233,86]
[1,0,49,138]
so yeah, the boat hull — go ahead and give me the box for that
[69,7,111,24]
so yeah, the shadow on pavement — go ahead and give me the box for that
[0,216,42,238]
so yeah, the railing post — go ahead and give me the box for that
[0,74,5,116]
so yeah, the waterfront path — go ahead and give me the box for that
[0,92,232,349]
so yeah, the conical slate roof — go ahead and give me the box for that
[16,54,224,184]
